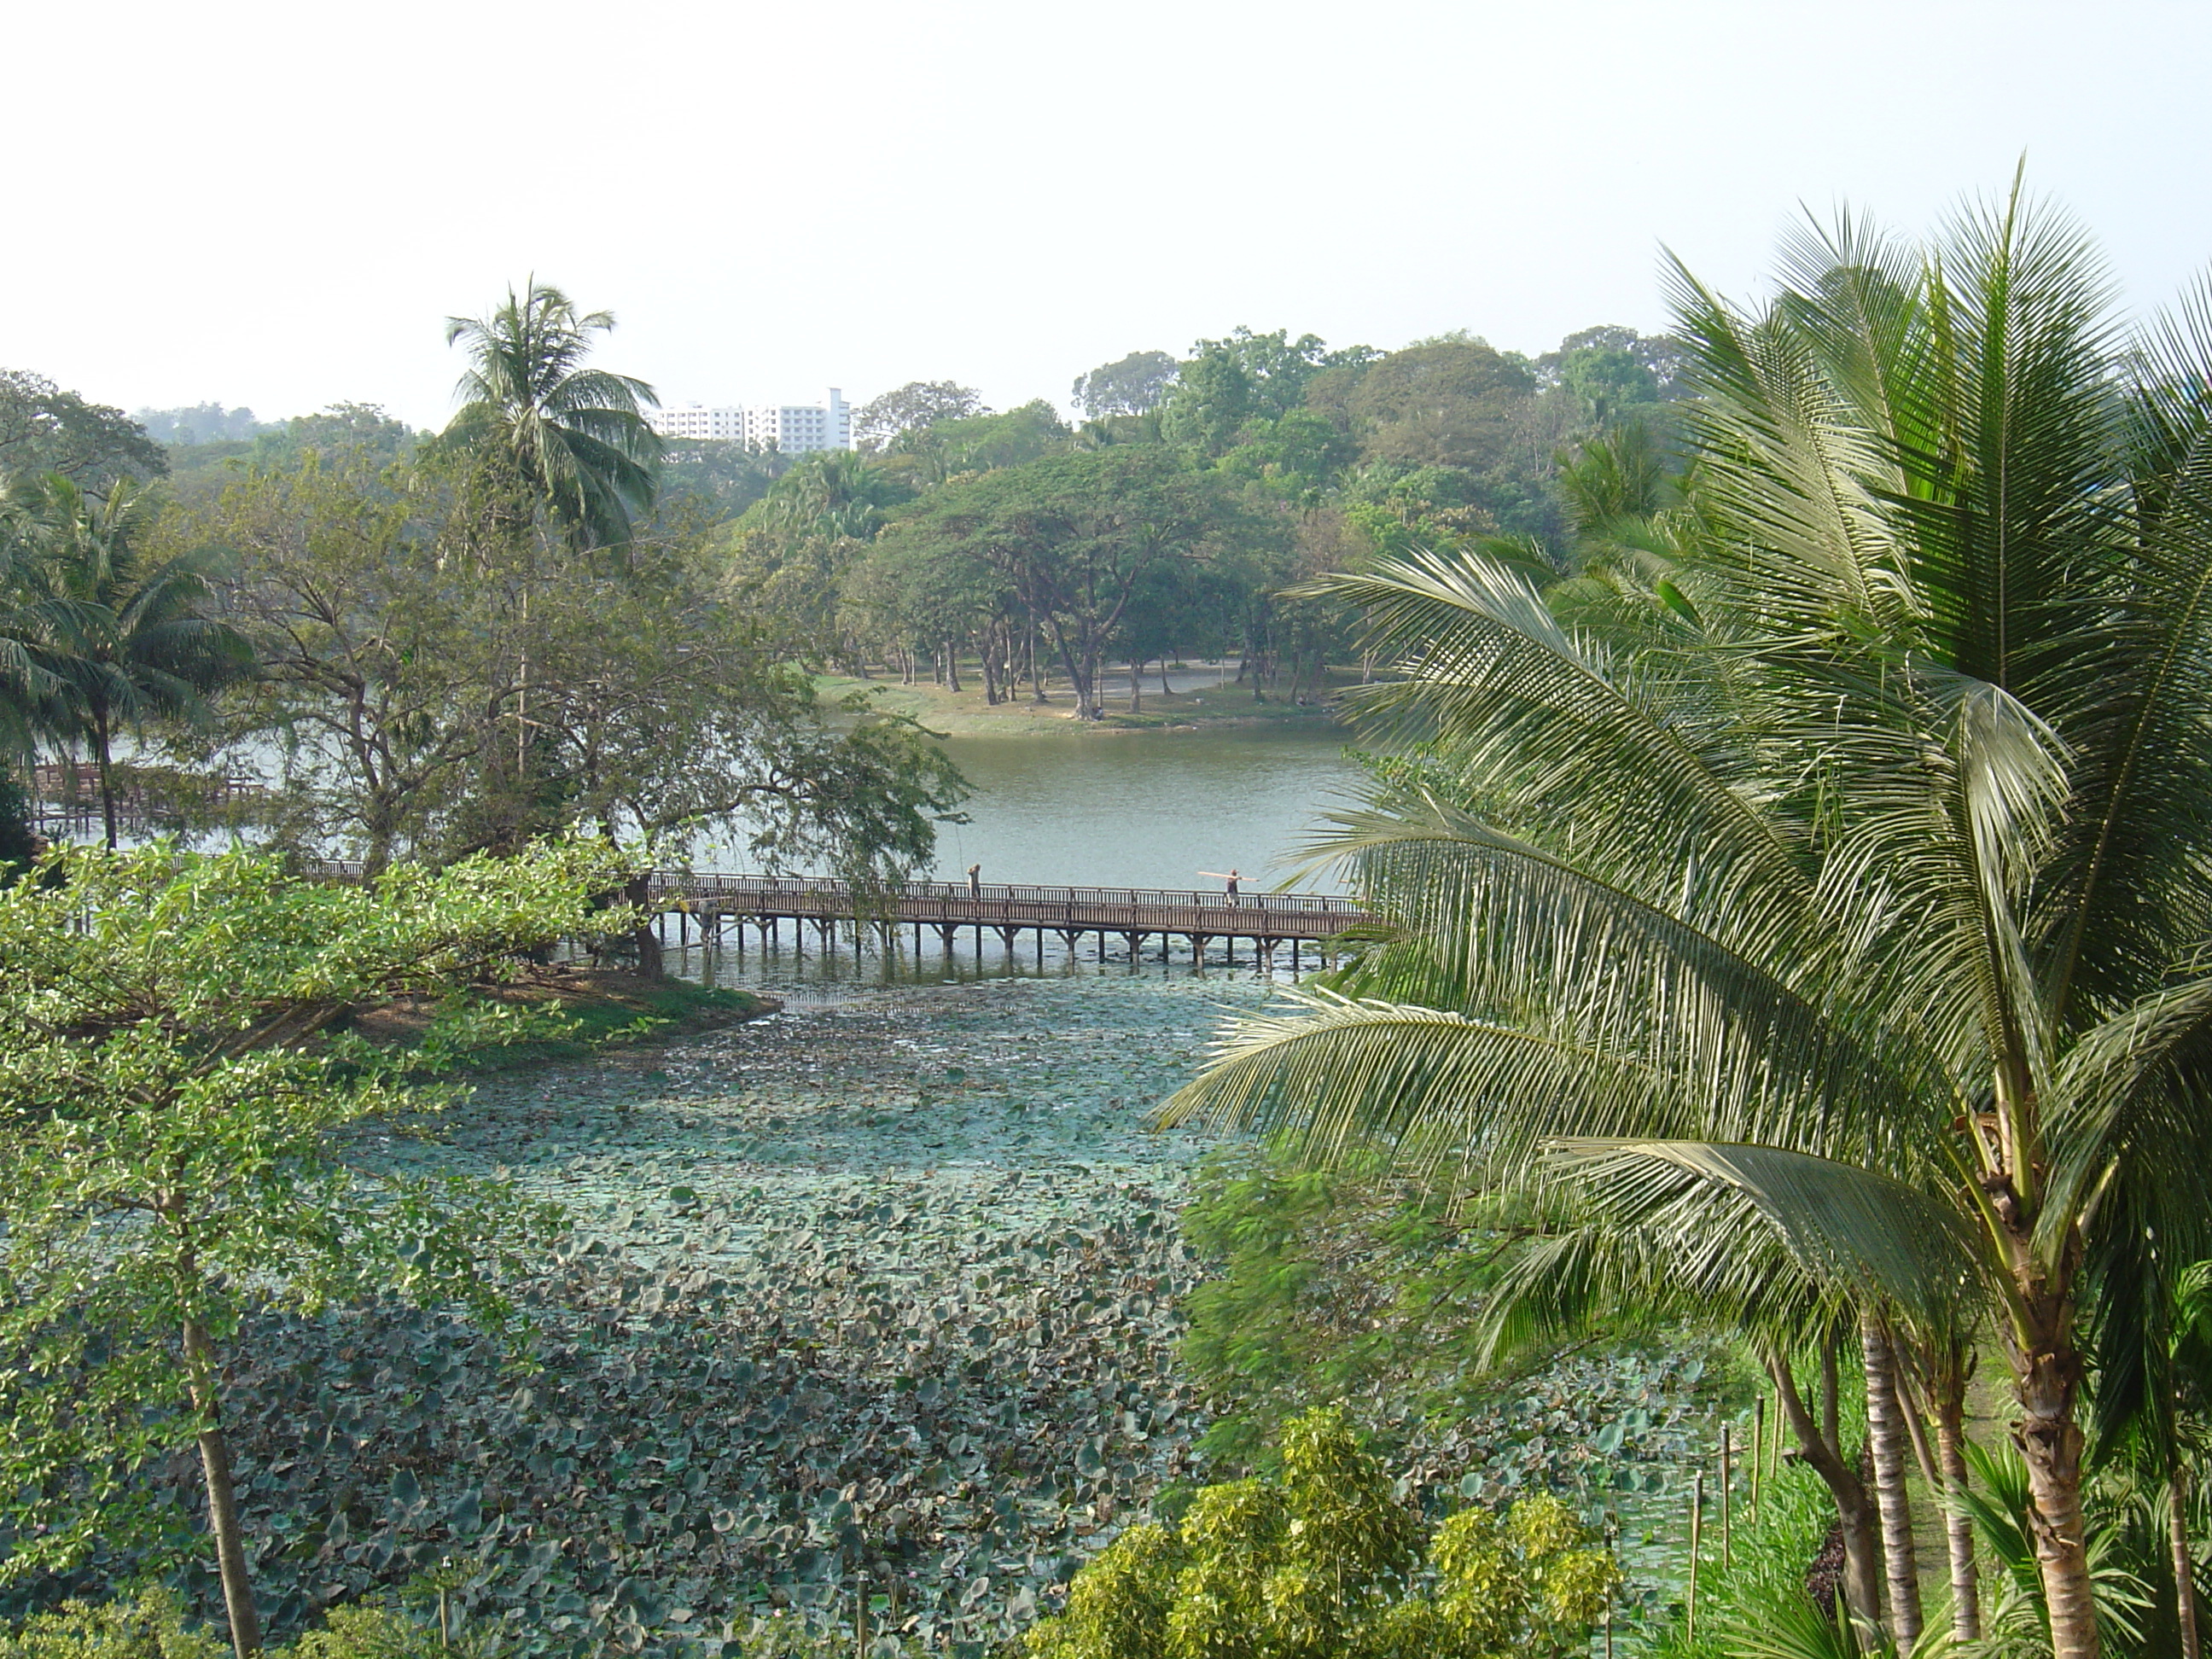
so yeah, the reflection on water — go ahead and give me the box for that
[674,921,1331,1004]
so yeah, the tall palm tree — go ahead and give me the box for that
[15,474,251,847]
[1165,183,2212,1659]
[0,478,79,757]
[442,279,661,549]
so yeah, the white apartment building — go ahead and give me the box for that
[650,405,748,441]
[649,388,851,452]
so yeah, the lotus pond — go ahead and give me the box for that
[132,950,1738,1655]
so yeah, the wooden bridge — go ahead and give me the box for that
[641,870,1372,971]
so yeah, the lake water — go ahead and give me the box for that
[925,725,1363,893]
[681,721,1365,896]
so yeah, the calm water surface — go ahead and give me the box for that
[924,725,1362,892]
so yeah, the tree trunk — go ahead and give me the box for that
[94,712,119,850]
[1770,1346,1885,1638]
[1129,656,1142,714]
[2013,1333,2100,1659]
[183,1318,262,1659]
[363,818,395,879]
[1821,1324,1841,1456]
[1050,624,1097,719]
[625,872,664,981]
[1862,1318,1924,1646]
[2174,1463,2200,1659]
[943,640,962,693]
[1932,1360,1982,1642]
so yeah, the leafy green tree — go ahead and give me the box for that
[1160,329,1374,456]
[885,399,1071,483]
[1073,351,1179,419]
[654,434,790,521]
[1026,1406,1612,1659]
[853,381,987,452]
[510,534,967,969]
[242,405,416,470]
[1214,410,1359,493]
[882,448,1257,718]
[0,761,37,880]
[1318,340,1539,474]
[184,449,963,884]
[0,839,629,1658]
[1534,326,1687,402]
[0,371,166,488]
[180,451,498,870]
[440,281,660,549]
[1167,188,2212,1658]
[9,473,251,846]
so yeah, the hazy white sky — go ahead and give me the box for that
[10,0,2209,431]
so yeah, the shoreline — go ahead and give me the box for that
[350,966,783,1073]
[815,667,1356,739]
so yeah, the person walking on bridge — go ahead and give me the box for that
[1199,869,1242,902]
[966,863,981,898]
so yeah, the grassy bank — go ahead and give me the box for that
[818,663,1357,737]
[352,966,780,1072]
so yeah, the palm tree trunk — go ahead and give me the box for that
[1769,1346,1885,1637]
[1863,1317,1924,1646]
[183,1317,261,1659]
[2174,1462,2201,1659]
[2012,1330,2100,1659]
[1931,1361,1982,1642]
[1820,1324,1841,1460]
[93,710,119,850]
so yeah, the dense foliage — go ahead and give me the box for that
[1026,1406,1614,1659]
[1167,185,2212,1657]
[0,841,633,1653]
[721,325,1679,716]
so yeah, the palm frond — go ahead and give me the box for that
[1546,1138,1991,1337]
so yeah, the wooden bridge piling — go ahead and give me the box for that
[301,864,1368,974]
[643,872,1368,972]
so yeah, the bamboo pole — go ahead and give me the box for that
[1753,1394,1767,1515]
[1721,1422,1733,1569]
[1688,1469,1704,1645]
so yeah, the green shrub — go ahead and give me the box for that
[1026,1406,1615,1659]
[2,1593,480,1659]
[285,1604,477,1659]
[0,766,38,885]
[0,1593,225,1659]
[1179,1152,1509,1464]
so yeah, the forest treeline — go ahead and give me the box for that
[3,314,1679,864]
[719,326,1682,718]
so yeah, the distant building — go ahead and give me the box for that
[649,389,851,452]
[649,405,748,442]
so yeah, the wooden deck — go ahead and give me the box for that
[646,870,1369,948]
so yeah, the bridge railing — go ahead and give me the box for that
[650,870,1364,917]
[302,862,1369,931]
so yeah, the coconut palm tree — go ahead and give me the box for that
[0,479,77,756]
[1165,183,2212,1659]
[442,279,661,549]
[14,474,251,846]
